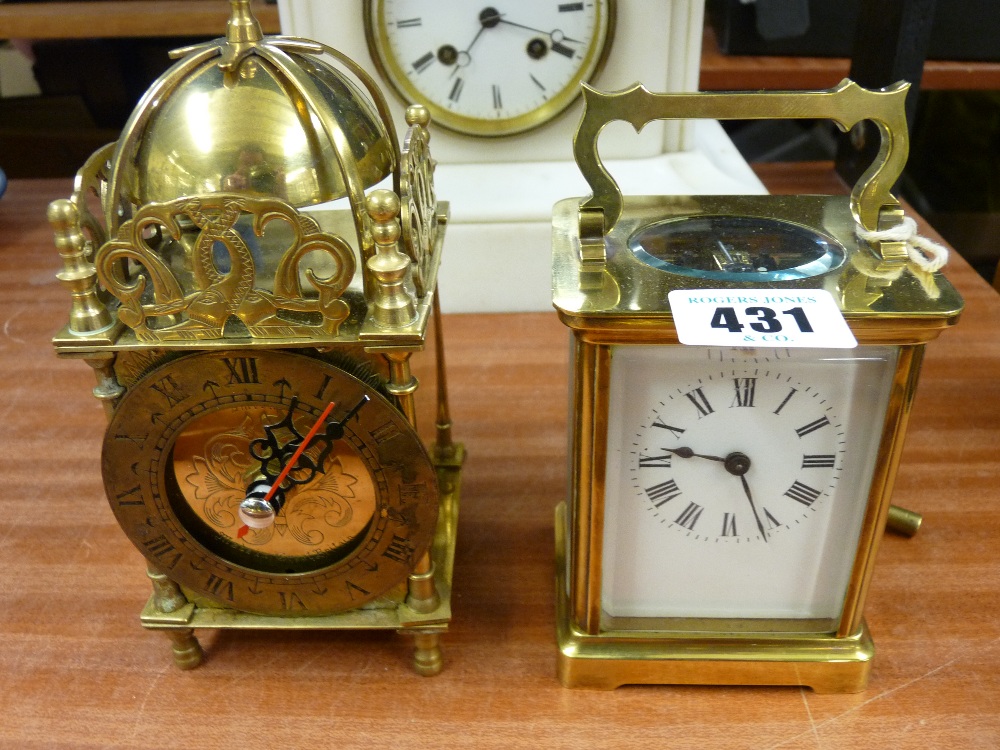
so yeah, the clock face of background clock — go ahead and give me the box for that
[600,345,898,629]
[366,0,614,136]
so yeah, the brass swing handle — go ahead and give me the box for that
[573,78,910,238]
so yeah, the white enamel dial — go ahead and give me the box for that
[366,0,614,136]
[601,346,898,628]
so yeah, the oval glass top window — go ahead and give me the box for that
[628,215,846,282]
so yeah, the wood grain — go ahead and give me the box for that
[1,169,997,748]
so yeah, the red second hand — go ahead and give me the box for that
[237,401,336,539]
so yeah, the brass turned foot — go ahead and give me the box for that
[167,628,204,670]
[411,632,443,676]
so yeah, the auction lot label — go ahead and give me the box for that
[668,289,857,348]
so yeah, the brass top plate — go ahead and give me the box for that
[552,194,964,342]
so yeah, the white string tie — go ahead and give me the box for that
[856,215,950,272]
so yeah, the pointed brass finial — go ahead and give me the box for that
[366,190,417,327]
[48,198,115,336]
[227,0,263,45]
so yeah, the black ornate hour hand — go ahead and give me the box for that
[248,396,306,483]
[238,395,370,537]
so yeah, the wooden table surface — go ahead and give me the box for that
[1,167,998,748]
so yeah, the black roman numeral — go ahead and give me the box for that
[412,51,434,73]
[773,387,797,415]
[721,512,737,537]
[395,17,421,28]
[559,2,584,10]
[382,534,415,564]
[142,535,182,570]
[551,41,575,58]
[448,77,464,103]
[795,416,831,438]
[114,485,144,506]
[150,374,183,407]
[784,480,822,506]
[638,452,672,468]
[371,421,400,444]
[731,377,756,408]
[205,573,235,602]
[685,387,714,417]
[645,480,681,507]
[492,84,502,110]
[675,502,704,530]
[315,373,333,400]
[223,356,259,385]
[802,454,836,468]
[764,507,781,529]
[650,416,685,437]
[345,580,371,600]
[277,591,307,611]
[114,433,144,448]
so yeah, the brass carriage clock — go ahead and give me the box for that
[49,0,463,675]
[552,81,963,690]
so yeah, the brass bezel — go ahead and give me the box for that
[363,0,616,137]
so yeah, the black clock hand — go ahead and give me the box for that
[248,395,369,487]
[239,396,370,537]
[450,7,502,76]
[670,446,726,463]
[672,448,769,542]
[496,18,583,45]
[720,452,768,543]
[739,473,769,543]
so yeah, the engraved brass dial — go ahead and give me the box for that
[102,349,439,616]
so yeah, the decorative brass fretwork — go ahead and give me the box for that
[94,194,356,342]
[399,105,438,297]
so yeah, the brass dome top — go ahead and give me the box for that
[105,0,397,229]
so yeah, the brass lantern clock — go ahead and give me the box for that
[552,81,963,691]
[50,0,463,675]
